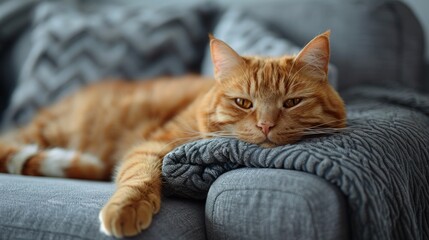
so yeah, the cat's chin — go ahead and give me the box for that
[257,140,278,148]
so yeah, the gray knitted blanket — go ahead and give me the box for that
[162,87,429,240]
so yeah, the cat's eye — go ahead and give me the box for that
[283,98,302,108]
[235,98,253,109]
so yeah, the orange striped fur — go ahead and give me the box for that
[0,31,345,237]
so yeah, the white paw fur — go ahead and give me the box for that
[40,148,76,177]
[99,211,111,236]
[40,148,103,177]
[7,145,38,174]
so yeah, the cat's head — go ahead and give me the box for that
[207,31,346,147]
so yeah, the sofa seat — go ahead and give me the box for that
[0,174,206,240]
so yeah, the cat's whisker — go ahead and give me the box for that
[276,128,343,137]
[301,118,348,128]
[180,130,239,139]
[274,119,352,137]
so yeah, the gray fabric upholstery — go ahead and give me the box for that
[205,168,349,240]
[0,174,206,240]
[200,9,339,89]
[163,87,429,240]
[0,0,35,53]
[0,0,37,119]
[2,2,208,129]
[222,0,425,91]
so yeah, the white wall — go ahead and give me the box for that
[402,0,429,61]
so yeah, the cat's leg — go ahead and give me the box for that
[0,143,108,180]
[99,140,173,237]
[0,129,109,180]
[0,141,20,173]
[0,128,41,175]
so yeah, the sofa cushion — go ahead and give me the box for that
[0,174,206,240]
[1,1,208,129]
[205,169,349,240]
[201,9,339,89]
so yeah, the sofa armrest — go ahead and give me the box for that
[205,168,349,240]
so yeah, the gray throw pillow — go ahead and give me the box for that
[201,10,338,88]
[2,2,207,129]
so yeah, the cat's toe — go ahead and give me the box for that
[99,200,155,238]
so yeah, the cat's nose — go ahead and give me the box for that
[257,121,275,136]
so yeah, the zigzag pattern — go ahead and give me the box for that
[3,2,207,128]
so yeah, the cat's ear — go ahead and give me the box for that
[293,30,331,80]
[209,35,246,81]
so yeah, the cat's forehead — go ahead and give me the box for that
[245,56,294,78]
[244,57,294,94]
[244,55,294,66]
[221,56,314,98]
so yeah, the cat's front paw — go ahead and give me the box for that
[99,193,161,238]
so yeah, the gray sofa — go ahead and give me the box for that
[0,0,428,240]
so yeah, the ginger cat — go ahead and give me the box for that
[0,31,345,237]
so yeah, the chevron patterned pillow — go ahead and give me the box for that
[2,2,207,129]
[201,10,338,89]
